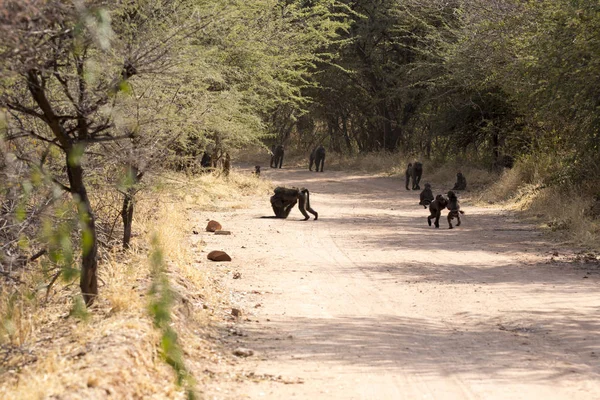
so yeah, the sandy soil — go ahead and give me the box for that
[198,168,600,399]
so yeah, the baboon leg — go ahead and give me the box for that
[427,216,432,226]
[278,157,283,169]
[434,211,440,228]
[319,157,325,172]
[303,189,318,220]
[448,213,453,229]
[405,176,410,190]
[297,192,311,221]
[456,214,461,227]
[283,203,295,218]
[309,157,314,171]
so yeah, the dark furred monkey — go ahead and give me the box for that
[453,172,467,190]
[309,146,325,172]
[411,162,423,190]
[270,187,318,220]
[405,162,423,190]
[419,183,434,208]
[427,194,448,228]
[253,165,261,177]
[273,145,285,169]
[446,190,465,229]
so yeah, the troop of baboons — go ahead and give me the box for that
[408,161,467,229]
[257,151,468,227]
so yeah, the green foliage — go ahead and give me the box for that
[147,235,197,398]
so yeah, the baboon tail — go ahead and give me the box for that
[459,210,465,214]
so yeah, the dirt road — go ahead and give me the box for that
[201,168,600,399]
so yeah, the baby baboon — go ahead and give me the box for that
[253,165,261,177]
[412,162,423,190]
[270,186,318,220]
[405,163,413,190]
[446,190,465,229]
[273,145,285,169]
[427,194,448,228]
[419,183,434,208]
[453,172,467,190]
[311,146,325,172]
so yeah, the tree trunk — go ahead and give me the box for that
[122,192,134,249]
[122,166,142,249]
[66,152,98,306]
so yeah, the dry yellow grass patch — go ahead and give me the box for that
[0,170,271,399]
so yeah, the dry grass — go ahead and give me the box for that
[0,169,271,399]
[477,158,600,249]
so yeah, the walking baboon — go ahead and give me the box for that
[270,187,318,220]
[419,183,434,208]
[427,194,448,228]
[253,165,261,177]
[309,146,325,172]
[446,190,465,229]
[412,162,423,190]
[453,172,467,190]
[273,145,284,169]
[405,162,423,190]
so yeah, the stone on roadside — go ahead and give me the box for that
[206,220,222,232]
[233,347,254,357]
[214,230,231,235]
[207,250,231,262]
[231,308,242,317]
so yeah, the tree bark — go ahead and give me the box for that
[66,152,98,306]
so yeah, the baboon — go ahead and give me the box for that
[309,146,325,172]
[273,145,284,169]
[269,145,276,168]
[446,190,465,229]
[200,152,212,168]
[419,183,434,208]
[270,187,318,220]
[253,165,261,177]
[412,162,423,190]
[427,194,448,228]
[405,162,423,190]
[453,172,467,190]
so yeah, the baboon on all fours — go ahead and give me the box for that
[309,146,326,172]
[272,145,285,168]
[269,187,318,220]
[427,194,448,228]
[405,162,423,190]
[453,172,467,190]
[253,165,261,177]
[446,190,465,229]
[419,183,434,208]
